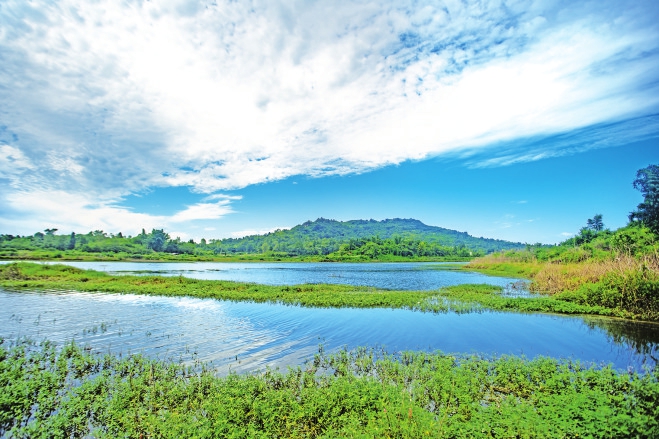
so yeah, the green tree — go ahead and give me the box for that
[630,164,659,233]
[586,214,604,231]
[147,229,169,252]
[67,232,76,250]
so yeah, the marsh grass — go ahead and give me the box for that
[1,339,657,438]
[530,255,659,295]
[467,254,659,320]
[1,262,654,320]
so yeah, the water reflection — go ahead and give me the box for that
[583,316,659,361]
[2,289,657,374]
[18,261,525,291]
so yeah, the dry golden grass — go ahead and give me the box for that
[469,251,659,296]
[531,254,659,295]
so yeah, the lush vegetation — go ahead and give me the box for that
[629,164,659,234]
[3,165,659,437]
[217,218,525,256]
[468,164,659,322]
[0,262,654,320]
[2,338,657,438]
[0,218,525,262]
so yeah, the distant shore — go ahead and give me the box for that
[0,249,473,263]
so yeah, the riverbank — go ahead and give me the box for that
[466,252,659,321]
[2,338,657,438]
[0,249,472,263]
[0,262,654,321]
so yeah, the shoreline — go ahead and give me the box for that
[1,261,655,322]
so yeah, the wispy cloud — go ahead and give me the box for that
[459,114,659,168]
[1,0,658,233]
[0,190,235,236]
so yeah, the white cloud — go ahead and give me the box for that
[0,190,235,236]
[170,201,234,223]
[0,0,658,233]
[0,145,34,177]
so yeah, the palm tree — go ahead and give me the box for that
[586,214,604,232]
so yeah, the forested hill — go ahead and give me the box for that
[0,218,525,260]
[216,218,525,255]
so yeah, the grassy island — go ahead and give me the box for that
[1,262,654,320]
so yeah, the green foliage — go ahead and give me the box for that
[556,266,659,319]
[485,223,658,265]
[467,218,659,319]
[325,235,480,260]
[3,262,657,320]
[0,219,525,262]
[0,228,198,259]
[1,339,657,438]
[146,228,169,252]
[213,218,525,256]
[586,213,604,232]
[630,164,659,233]
[66,232,76,250]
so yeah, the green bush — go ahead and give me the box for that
[2,340,658,438]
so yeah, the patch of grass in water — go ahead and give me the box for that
[0,262,653,321]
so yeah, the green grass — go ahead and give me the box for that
[466,255,659,321]
[0,249,472,263]
[463,260,542,278]
[1,338,657,438]
[1,262,655,320]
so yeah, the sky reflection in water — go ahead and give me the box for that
[2,288,657,375]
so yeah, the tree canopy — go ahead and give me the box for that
[586,214,604,232]
[629,164,659,233]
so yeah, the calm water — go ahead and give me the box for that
[2,288,658,374]
[2,261,658,373]
[17,261,526,291]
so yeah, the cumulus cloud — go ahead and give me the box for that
[0,190,236,236]
[1,0,658,232]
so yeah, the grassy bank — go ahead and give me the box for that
[1,338,657,438]
[467,252,659,321]
[0,262,652,320]
[0,248,471,263]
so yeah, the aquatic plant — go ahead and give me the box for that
[1,339,657,438]
[1,262,656,320]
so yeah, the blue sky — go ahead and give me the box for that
[1,0,658,244]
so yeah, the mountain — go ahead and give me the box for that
[213,218,525,256]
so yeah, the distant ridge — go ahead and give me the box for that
[217,218,525,255]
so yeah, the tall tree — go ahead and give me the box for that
[629,164,659,233]
[147,229,169,252]
[67,232,76,250]
[586,214,604,231]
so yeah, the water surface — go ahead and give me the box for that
[2,289,657,374]
[14,261,526,291]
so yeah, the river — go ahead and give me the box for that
[1,261,657,373]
